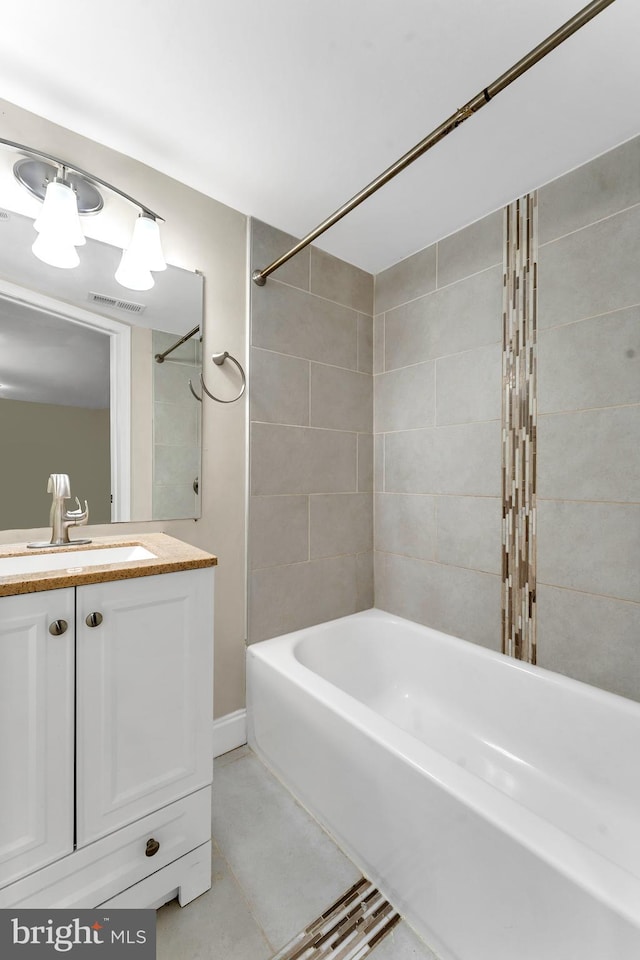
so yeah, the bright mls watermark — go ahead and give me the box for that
[0,910,156,957]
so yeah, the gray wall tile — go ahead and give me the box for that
[374,362,435,433]
[250,218,309,291]
[374,433,384,492]
[374,552,436,631]
[537,500,640,603]
[375,493,436,560]
[310,364,372,432]
[357,314,373,373]
[154,400,198,447]
[538,205,640,330]
[250,348,309,425]
[384,265,502,370]
[435,344,502,426]
[429,563,502,652]
[310,493,373,558]
[357,433,373,492]
[153,358,197,404]
[436,496,502,574]
[373,314,384,374]
[537,585,640,701]
[383,297,431,371]
[251,423,356,495]
[538,136,640,245]
[249,148,640,697]
[249,556,357,642]
[384,429,434,494]
[376,553,501,650]
[153,329,196,363]
[373,550,387,608]
[250,219,376,645]
[538,307,640,414]
[437,210,503,288]
[154,444,200,485]
[152,483,197,520]
[356,552,374,611]
[385,421,501,496]
[435,421,502,497]
[310,247,373,314]
[538,406,640,502]
[375,244,437,313]
[252,280,358,368]
[250,495,309,569]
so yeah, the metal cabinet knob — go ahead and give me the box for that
[145,838,160,857]
[49,619,68,636]
[85,611,103,628]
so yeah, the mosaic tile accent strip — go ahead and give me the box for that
[271,877,400,960]
[501,193,538,663]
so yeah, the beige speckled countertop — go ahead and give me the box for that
[0,533,217,597]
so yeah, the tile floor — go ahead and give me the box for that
[156,746,437,960]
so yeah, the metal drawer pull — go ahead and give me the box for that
[85,611,103,628]
[49,619,68,636]
[145,838,160,857]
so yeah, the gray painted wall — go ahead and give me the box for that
[0,398,110,528]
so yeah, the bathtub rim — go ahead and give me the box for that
[247,608,640,930]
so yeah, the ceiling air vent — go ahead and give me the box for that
[88,292,146,314]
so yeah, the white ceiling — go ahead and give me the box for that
[0,0,639,274]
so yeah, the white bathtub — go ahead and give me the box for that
[247,608,640,960]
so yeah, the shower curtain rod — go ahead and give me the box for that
[252,0,616,286]
[154,324,200,363]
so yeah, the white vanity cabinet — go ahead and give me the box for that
[0,588,75,887]
[0,564,214,909]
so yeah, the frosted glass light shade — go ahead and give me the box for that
[114,215,166,290]
[136,215,166,272]
[33,180,85,248]
[130,215,166,271]
[32,230,80,269]
[115,248,155,291]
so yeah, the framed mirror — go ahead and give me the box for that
[0,208,204,528]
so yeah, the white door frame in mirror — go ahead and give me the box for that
[0,278,131,522]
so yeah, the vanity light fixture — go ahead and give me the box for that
[31,172,86,269]
[115,213,167,291]
[2,139,166,290]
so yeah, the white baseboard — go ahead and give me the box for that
[212,709,247,758]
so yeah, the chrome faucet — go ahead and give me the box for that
[27,474,91,548]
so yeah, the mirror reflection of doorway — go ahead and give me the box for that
[0,295,113,528]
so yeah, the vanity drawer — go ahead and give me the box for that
[0,788,211,908]
[98,841,212,909]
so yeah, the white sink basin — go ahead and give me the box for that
[0,545,157,577]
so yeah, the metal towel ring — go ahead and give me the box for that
[189,351,246,404]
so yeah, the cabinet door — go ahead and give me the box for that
[0,589,75,888]
[76,568,214,846]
